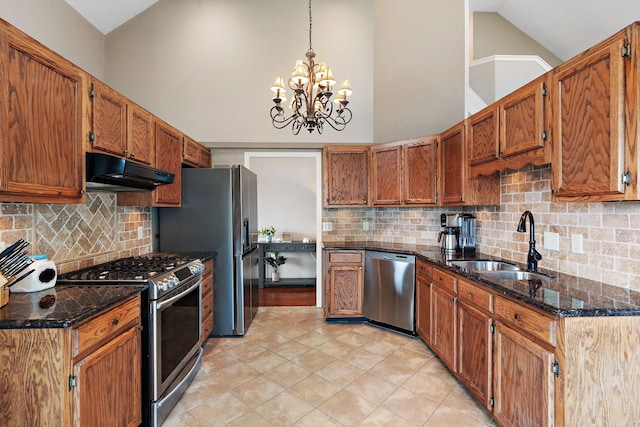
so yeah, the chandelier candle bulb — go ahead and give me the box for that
[269,0,353,134]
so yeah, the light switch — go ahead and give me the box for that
[138,226,144,239]
[544,232,559,251]
[322,222,333,232]
[363,221,369,231]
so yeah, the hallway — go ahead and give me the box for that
[164,306,496,426]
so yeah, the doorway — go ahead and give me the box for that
[244,151,323,307]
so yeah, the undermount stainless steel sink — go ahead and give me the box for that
[449,259,524,272]
[477,270,553,282]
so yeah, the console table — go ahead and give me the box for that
[258,242,317,288]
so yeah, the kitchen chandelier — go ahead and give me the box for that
[269,0,353,134]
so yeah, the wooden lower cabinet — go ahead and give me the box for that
[457,300,492,409]
[0,295,142,426]
[201,258,214,344]
[430,270,457,371]
[415,260,432,344]
[493,321,555,427]
[324,250,364,317]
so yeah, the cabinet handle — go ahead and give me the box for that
[468,292,473,298]
[514,313,521,320]
[113,318,119,326]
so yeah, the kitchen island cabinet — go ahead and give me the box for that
[323,250,364,318]
[0,287,144,426]
[0,19,85,204]
[323,146,369,207]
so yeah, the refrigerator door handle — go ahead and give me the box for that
[243,218,250,252]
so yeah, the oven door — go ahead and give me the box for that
[150,275,202,400]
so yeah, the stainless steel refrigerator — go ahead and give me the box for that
[157,166,258,336]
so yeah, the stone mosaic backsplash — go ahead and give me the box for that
[323,165,640,293]
[0,193,151,274]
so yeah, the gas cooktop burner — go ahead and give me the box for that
[59,254,202,283]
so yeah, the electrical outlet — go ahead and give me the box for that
[544,232,559,251]
[322,222,333,232]
[571,297,584,309]
[363,221,369,231]
[137,226,144,240]
[571,234,583,254]
[543,289,560,307]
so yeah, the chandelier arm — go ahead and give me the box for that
[270,106,300,129]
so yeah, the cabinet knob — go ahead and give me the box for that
[113,318,119,326]
[468,292,473,298]
[514,313,521,320]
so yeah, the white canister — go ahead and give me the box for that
[10,258,57,293]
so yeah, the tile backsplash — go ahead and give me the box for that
[0,193,151,274]
[323,165,640,293]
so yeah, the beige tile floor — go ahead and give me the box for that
[164,306,498,427]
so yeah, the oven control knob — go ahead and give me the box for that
[169,277,179,288]
[158,281,168,291]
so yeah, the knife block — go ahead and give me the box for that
[0,285,8,308]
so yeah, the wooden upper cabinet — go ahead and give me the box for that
[467,105,499,167]
[127,103,154,166]
[500,76,547,160]
[439,122,465,205]
[323,146,369,206]
[0,23,85,203]
[404,136,438,205]
[89,79,154,166]
[549,28,629,201]
[371,143,402,205]
[182,134,211,168]
[153,119,182,206]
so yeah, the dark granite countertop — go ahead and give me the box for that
[323,241,640,318]
[0,284,146,329]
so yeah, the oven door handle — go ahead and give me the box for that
[156,280,201,310]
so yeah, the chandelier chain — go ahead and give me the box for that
[308,0,313,52]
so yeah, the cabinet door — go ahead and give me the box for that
[457,301,492,409]
[371,144,402,205]
[90,79,128,158]
[500,77,546,158]
[153,120,182,206]
[493,322,555,427]
[468,105,499,166]
[439,122,465,205]
[416,277,431,344]
[0,29,84,203]
[549,31,628,200]
[323,146,369,206]
[327,264,363,316]
[73,326,141,427]
[403,137,438,204]
[127,103,154,166]
[431,283,457,371]
[182,135,211,168]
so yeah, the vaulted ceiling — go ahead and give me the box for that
[65,0,639,61]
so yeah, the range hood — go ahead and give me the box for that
[86,152,175,191]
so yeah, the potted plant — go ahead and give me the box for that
[258,226,276,243]
[265,252,286,281]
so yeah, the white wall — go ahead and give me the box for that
[373,0,467,142]
[0,0,105,78]
[104,0,374,147]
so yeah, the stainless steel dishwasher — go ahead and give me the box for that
[363,251,416,334]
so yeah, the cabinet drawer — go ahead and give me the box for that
[458,279,493,312]
[416,260,432,281]
[432,268,456,293]
[328,251,363,264]
[73,296,141,359]
[494,296,556,346]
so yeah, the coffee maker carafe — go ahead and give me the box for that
[439,214,460,253]
[458,214,477,253]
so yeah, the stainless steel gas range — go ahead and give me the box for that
[58,254,205,427]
